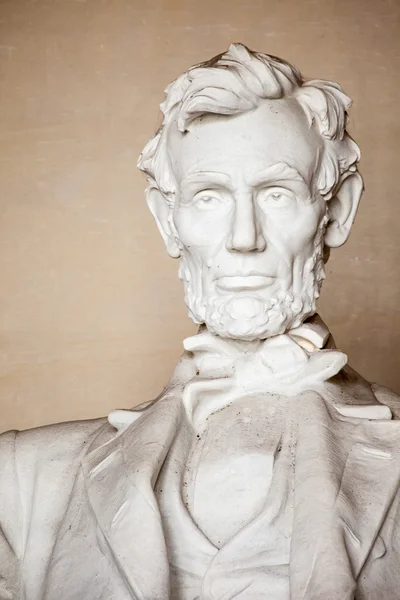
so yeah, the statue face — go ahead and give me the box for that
[165,98,328,340]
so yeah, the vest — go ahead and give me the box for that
[155,395,296,600]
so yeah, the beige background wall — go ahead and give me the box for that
[0,0,399,432]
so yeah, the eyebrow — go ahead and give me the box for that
[247,162,307,187]
[180,171,232,193]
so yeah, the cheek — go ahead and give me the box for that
[291,213,322,251]
[264,203,325,256]
[174,205,229,249]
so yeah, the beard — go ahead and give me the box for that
[178,215,328,341]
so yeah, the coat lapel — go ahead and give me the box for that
[291,390,400,600]
[81,392,185,600]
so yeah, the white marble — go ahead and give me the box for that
[1,43,399,600]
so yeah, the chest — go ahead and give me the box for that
[182,395,290,547]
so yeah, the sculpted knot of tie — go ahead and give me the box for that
[181,316,348,429]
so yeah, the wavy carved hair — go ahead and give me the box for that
[137,43,361,204]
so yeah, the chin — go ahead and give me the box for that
[190,293,316,341]
[204,310,300,341]
[206,317,286,341]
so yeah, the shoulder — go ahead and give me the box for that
[326,365,400,419]
[0,416,113,472]
[371,383,400,420]
[0,418,113,566]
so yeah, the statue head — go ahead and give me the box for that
[138,44,363,341]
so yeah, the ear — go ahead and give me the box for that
[324,171,364,248]
[146,186,181,258]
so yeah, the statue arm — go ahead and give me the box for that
[0,418,109,599]
[0,430,23,600]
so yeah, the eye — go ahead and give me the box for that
[192,190,225,210]
[257,187,296,209]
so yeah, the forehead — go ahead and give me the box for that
[168,98,322,185]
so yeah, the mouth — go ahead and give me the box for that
[215,275,275,292]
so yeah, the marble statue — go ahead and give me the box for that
[0,44,399,600]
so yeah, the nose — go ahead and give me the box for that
[226,191,266,253]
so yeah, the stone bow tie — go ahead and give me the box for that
[181,315,348,429]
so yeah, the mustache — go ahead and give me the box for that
[212,269,274,280]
